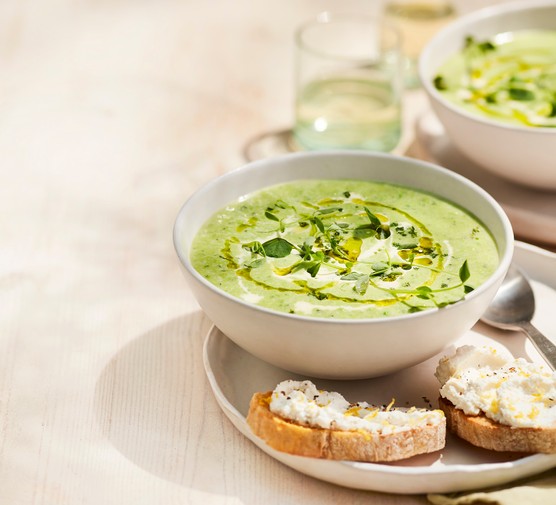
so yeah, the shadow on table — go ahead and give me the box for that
[93,311,416,503]
[91,307,547,502]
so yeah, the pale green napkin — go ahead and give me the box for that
[427,468,556,505]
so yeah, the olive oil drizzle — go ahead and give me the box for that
[222,192,472,313]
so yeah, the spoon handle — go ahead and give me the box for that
[519,321,556,371]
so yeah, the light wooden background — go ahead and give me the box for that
[0,1,521,504]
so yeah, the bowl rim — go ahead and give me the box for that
[419,0,556,135]
[173,150,514,325]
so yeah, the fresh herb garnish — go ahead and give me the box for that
[261,237,294,258]
[459,259,470,283]
[433,75,448,91]
[464,36,495,53]
[508,88,535,101]
[237,196,473,311]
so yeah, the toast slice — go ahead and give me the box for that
[247,390,446,462]
[439,397,556,454]
[435,345,556,454]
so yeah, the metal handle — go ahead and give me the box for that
[519,321,556,371]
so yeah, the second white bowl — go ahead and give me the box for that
[419,0,556,190]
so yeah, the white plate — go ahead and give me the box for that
[414,112,556,248]
[203,241,556,494]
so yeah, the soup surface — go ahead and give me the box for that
[190,180,499,319]
[434,30,556,127]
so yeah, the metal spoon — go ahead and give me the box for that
[480,264,556,371]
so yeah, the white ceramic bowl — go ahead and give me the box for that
[419,0,556,190]
[174,152,513,379]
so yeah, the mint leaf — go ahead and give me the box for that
[312,216,325,233]
[459,260,470,283]
[415,285,432,300]
[433,75,447,91]
[262,238,293,258]
[264,210,280,222]
[364,207,381,228]
[354,274,370,295]
[340,272,366,281]
[371,262,389,272]
[508,88,535,101]
[306,262,321,277]
[317,207,341,215]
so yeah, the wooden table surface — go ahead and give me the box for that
[0,1,527,504]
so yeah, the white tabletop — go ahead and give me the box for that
[0,1,537,504]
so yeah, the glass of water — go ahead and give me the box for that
[293,12,403,152]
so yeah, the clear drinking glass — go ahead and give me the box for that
[293,12,403,152]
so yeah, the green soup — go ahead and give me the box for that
[190,180,499,319]
[434,30,556,127]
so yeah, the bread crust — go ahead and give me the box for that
[439,397,556,453]
[246,391,446,462]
